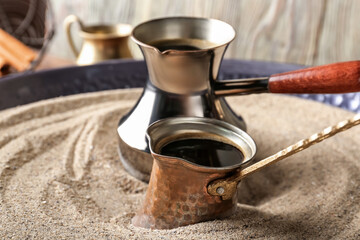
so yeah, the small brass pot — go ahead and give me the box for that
[64,15,132,65]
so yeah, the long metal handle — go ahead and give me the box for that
[208,114,360,200]
[63,15,84,58]
[213,77,269,97]
[214,60,360,97]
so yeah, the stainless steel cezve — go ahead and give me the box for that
[117,17,360,181]
[118,17,249,181]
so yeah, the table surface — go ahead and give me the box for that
[36,54,75,70]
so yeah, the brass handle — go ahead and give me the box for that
[208,114,360,200]
[64,15,84,57]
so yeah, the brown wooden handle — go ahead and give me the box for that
[268,61,360,93]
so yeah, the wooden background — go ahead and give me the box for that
[49,0,360,66]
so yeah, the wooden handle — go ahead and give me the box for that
[268,61,360,93]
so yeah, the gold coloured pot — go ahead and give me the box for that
[64,15,132,65]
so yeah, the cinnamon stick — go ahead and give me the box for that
[0,28,36,63]
[0,44,28,71]
[0,55,8,76]
[0,55,6,67]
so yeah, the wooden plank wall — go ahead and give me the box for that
[50,0,360,65]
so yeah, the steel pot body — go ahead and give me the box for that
[117,17,245,181]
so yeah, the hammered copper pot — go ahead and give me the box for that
[132,117,256,229]
[132,115,360,229]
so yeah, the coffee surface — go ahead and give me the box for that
[149,38,217,52]
[160,138,244,167]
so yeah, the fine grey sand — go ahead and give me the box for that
[0,88,359,239]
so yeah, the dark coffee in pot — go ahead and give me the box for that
[149,38,217,52]
[160,138,244,167]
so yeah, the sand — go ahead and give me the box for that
[0,88,359,239]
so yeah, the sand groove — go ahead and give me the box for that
[0,89,359,239]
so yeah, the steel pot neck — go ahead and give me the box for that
[131,17,236,95]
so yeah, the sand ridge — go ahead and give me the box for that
[0,88,359,239]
